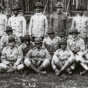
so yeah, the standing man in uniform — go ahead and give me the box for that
[8,5,26,37]
[71,5,88,44]
[0,4,7,42]
[49,2,67,37]
[29,2,48,41]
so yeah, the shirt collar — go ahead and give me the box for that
[36,12,42,15]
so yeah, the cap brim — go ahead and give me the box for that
[59,43,67,45]
[12,8,21,10]
[33,6,44,9]
[75,8,87,10]
[35,42,42,44]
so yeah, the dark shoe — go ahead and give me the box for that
[80,70,87,76]
[56,70,63,76]
[7,68,14,73]
[39,71,47,75]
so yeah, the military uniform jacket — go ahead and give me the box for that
[71,15,88,38]
[43,36,61,55]
[29,13,48,37]
[52,48,74,69]
[0,14,7,36]
[53,48,74,61]
[26,46,51,61]
[0,34,21,49]
[67,37,85,52]
[50,12,67,36]
[8,15,26,37]
[1,46,23,65]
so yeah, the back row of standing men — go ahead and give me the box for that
[0,2,88,76]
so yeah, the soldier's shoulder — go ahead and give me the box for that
[50,12,56,17]
[56,49,61,52]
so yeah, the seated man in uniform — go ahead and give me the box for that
[24,38,51,75]
[19,35,34,57]
[43,28,61,56]
[0,26,21,50]
[56,29,86,76]
[0,36,24,73]
[52,39,74,75]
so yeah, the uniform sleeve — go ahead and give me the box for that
[14,48,23,66]
[49,15,53,29]
[22,17,26,37]
[80,39,85,51]
[71,18,75,30]
[1,47,10,64]
[26,49,33,58]
[5,16,8,27]
[44,16,48,36]
[8,17,11,26]
[67,40,70,50]
[0,36,6,49]
[15,36,21,45]
[42,38,47,48]
[44,49,51,61]
[29,16,33,36]
[52,50,59,70]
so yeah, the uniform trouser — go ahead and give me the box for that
[0,63,24,71]
[24,58,50,68]
[52,56,75,70]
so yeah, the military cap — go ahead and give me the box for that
[12,5,21,10]
[23,35,30,42]
[59,30,66,37]
[59,39,67,45]
[33,2,44,8]
[8,36,15,42]
[34,37,42,44]
[55,2,63,8]
[5,26,13,33]
[76,5,86,11]
[69,29,80,34]
[0,4,4,10]
[48,28,54,34]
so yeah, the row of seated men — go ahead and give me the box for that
[0,25,88,76]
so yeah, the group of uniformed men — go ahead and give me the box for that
[0,1,88,76]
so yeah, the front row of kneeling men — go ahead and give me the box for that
[0,26,88,76]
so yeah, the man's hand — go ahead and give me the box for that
[13,65,17,71]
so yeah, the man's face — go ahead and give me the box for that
[49,33,54,39]
[13,10,19,16]
[56,7,63,14]
[9,41,15,48]
[72,33,78,38]
[35,43,42,49]
[78,10,84,16]
[35,7,42,13]
[61,44,67,50]
[7,31,13,36]
[24,40,30,46]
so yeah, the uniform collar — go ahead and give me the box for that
[13,14,20,17]
[73,36,79,41]
[77,14,85,18]
[35,46,45,50]
[36,12,42,15]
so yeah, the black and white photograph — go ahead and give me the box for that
[0,0,88,88]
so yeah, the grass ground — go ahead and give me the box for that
[0,71,88,88]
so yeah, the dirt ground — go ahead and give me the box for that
[0,71,88,88]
